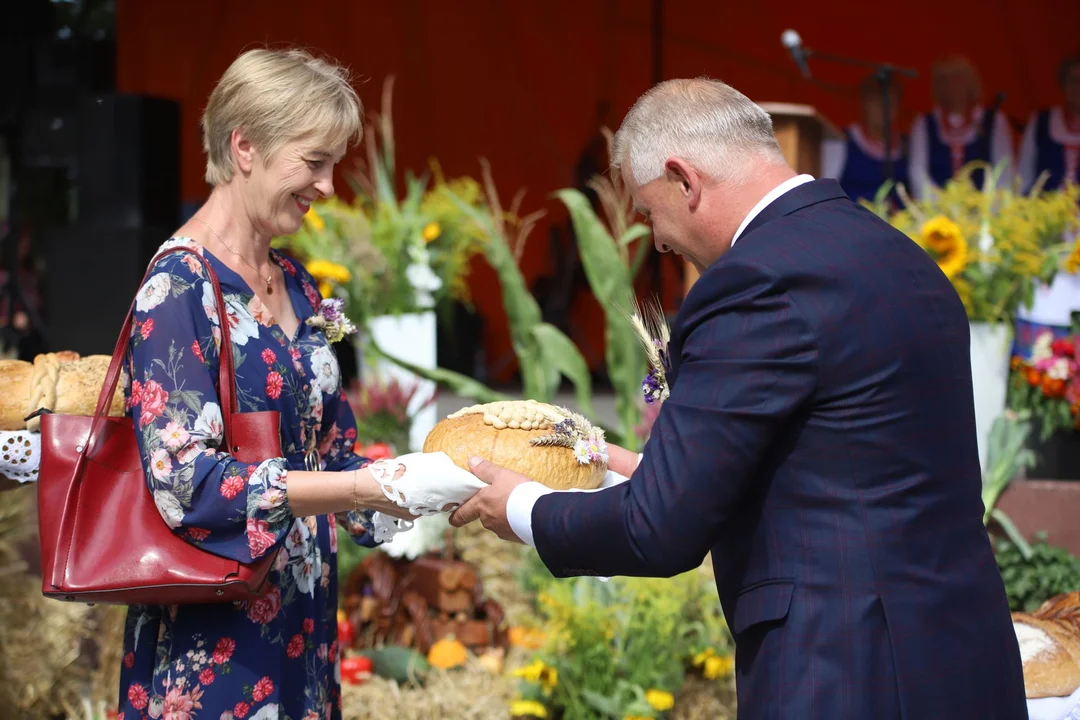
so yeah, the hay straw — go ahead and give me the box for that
[342,653,525,720]
[0,484,126,720]
[339,526,737,719]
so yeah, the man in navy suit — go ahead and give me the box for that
[449,78,1027,719]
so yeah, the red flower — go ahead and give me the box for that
[1052,338,1076,358]
[123,652,134,669]
[127,683,149,710]
[246,585,282,625]
[266,372,284,400]
[344,427,357,442]
[279,256,297,276]
[303,281,321,309]
[138,380,169,427]
[126,379,143,410]
[199,668,215,686]
[187,527,210,541]
[192,339,205,363]
[234,701,250,718]
[252,676,274,702]
[212,637,235,665]
[304,618,315,634]
[261,348,277,365]
[287,633,305,659]
[220,475,245,500]
[140,318,154,339]
[246,518,277,559]
[360,442,393,461]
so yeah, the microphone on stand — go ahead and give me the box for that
[781,29,812,80]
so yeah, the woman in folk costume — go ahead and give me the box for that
[1012,53,1080,364]
[821,73,908,205]
[1018,53,1080,193]
[908,55,1015,198]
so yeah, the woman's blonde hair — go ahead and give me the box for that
[201,47,364,186]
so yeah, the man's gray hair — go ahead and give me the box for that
[611,77,787,186]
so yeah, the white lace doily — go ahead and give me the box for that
[0,430,41,484]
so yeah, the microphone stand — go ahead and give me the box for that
[801,48,918,183]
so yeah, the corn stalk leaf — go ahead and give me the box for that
[532,322,596,419]
[555,188,648,448]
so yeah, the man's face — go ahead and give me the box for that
[625,163,711,273]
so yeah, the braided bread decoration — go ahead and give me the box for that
[0,352,124,432]
[26,353,63,432]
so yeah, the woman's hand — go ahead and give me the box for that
[363,452,488,517]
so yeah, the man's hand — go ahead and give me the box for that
[448,457,532,544]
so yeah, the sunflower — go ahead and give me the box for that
[920,216,964,254]
[919,216,969,279]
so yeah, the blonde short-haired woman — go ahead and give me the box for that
[115,48,480,719]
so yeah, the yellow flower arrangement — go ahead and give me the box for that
[645,689,675,711]
[305,258,352,298]
[273,78,486,330]
[692,647,735,680]
[919,216,969,280]
[864,163,1080,324]
[512,658,559,695]
[510,699,548,718]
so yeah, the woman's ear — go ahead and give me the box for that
[231,129,255,175]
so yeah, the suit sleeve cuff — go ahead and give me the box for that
[506,481,554,548]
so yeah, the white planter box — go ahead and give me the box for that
[356,311,438,453]
[969,321,1011,470]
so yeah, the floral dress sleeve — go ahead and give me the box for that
[125,252,293,563]
[287,254,383,548]
[322,385,383,548]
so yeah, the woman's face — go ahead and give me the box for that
[241,134,345,237]
[936,68,977,114]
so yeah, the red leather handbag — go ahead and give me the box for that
[37,246,282,605]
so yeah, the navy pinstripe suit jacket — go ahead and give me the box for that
[532,179,1027,719]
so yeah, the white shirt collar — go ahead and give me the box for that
[731,174,815,246]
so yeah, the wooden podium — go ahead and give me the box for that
[683,103,841,294]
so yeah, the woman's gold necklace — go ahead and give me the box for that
[194,217,274,294]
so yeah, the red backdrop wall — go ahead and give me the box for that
[116,0,1080,384]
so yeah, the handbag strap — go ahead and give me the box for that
[81,245,239,458]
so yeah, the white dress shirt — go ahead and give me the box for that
[504,174,816,547]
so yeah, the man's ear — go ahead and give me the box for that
[665,158,702,211]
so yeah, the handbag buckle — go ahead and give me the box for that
[23,408,54,422]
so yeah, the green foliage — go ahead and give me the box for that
[513,556,732,719]
[335,524,373,597]
[274,77,485,330]
[555,187,650,450]
[995,532,1080,612]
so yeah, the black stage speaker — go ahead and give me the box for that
[77,94,181,229]
[42,223,172,356]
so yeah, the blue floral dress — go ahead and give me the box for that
[115,237,378,720]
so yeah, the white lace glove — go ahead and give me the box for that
[0,430,41,484]
[366,451,488,543]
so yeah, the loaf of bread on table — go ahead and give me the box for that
[0,352,125,432]
[423,400,608,491]
[1013,591,1080,698]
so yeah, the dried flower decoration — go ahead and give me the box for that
[305,298,358,344]
[628,295,671,405]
